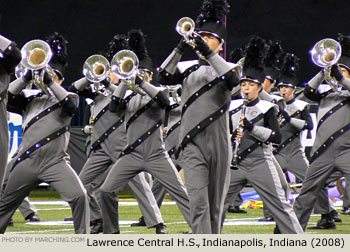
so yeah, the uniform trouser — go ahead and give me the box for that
[327,170,350,209]
[150,179,167,208]
[181,140,231,234]
[0,118,8,193]
[265,150,332,216]
[79,149,164,228]
[294,144,350,230]
[1,159,38,220]
[148,159,182,209]
[99,152,190,234]
[222,155,303,234]
[259,155,290,219]
[18,197,38,219]
[0,157,89,234]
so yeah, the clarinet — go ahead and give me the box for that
[231,97,248,169]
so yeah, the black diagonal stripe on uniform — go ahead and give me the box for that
[169,103,180,110]
[22,102,62,135]
[168,146,176,156]
[229,104,243,116]
[125,99,155,132]
[94,92,137,124]
[0,89,7,104]
[182,64,199,79]
[233,113,266,164]
[316,100,350,131]
[90,117,125,150]
[178,102,229,152]
[11,126,70,172]
[119,120,162,158]
[310,123,350,164]
[279,110,300,128]
[93,104,110,124]
[165,120,181,139]
[321,89,335,98]
[236,141,263,165]
[273,131,301,155]
[182,77,222,116]
[250,113,264,124]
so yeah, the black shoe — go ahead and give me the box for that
[90,219,103,234]
[341,207,350,215]
[273,225,281,234]
[64,217,74,221]
[8,218,14,227]
[331,210,342,223]
[131,216,146,227]
[155,223,168,234]
[25,213,40,222]
[227,205,247,214]
[308,218,336,230]
[258,216,274,222]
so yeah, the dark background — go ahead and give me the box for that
[1,0,350,126]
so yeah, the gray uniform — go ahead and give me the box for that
[99,80,190,234]
[0,36,38,221]
[294,72,350,230]
[70,80,164,228]
[223,98,303,234]
[273,98,334,214]
[0,67,10,191]
[149,100,182,208]
[0,78,89,234]
[227,92,291,216]
[0,35,12,191]
[158,49,239,233]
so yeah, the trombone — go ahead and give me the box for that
[310,38,342,93]
[111,49,145,95]
[83,54,110,94]
[15,39,54,96]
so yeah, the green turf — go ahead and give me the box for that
[5,191,350,234]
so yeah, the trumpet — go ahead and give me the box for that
[83,54,110,94]
[235,57,245,77]
[231,96,248,169]
[15,39,54,96]
[111,49,145,95]
[310,38,342,93]
[176,17,197,48]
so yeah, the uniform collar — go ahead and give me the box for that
[247,97,260,107]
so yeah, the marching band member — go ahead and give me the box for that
[294,33,350,230]
[257,40,290,222]
[0,32,90,234]
[222,36,303,234]
[98,29,191,234]
[157,0,240,233]
[273,53,342,227]
[225,47,247,214]
[0,34,21,192]
[69,32,167,234]
[130,84,183,227]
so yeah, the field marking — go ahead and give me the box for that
[30,200,177,206]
